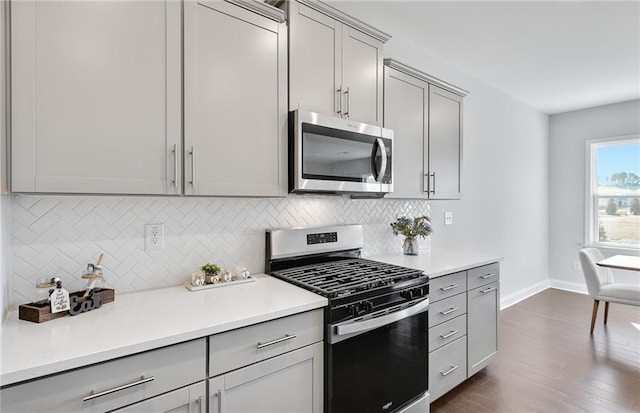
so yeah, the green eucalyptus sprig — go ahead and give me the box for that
[390,216,433,241]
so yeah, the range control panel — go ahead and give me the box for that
[307,231,338,245]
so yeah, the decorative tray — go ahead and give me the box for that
[184,276,256,291]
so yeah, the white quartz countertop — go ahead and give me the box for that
[369,248,503,278]
[0,274,327,387]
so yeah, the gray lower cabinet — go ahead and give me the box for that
[208,343,323,413]
[428,263,500,403]
[467,281,499,376]
[208,309,324,413]
[112,382,206,413]
[383,60,467,200]
[0,339,207,412]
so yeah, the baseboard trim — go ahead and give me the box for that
[500,280,550,310]
[548,279,587,295]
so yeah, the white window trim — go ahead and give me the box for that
[584,134,640,252]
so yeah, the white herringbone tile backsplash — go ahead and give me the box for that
[9,195,430,308]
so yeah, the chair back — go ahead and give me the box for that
[579,248,614,297]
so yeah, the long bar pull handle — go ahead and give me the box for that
[440,284,459,292]
[440,329,459,340]
[196,396,203,413]
[440,307,459,316]
[480,287,497,294]
[336,85,342,115]
[440,365,460,377]
[189,146,196,187]
[172,144,178,188]
[344,87,350,118]
[481,273,496,279]
[214,389,223,412]
[82,376,155,402]
[432,171,436,194]
[257,334,297,349]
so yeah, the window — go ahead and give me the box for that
[586,136,640,249]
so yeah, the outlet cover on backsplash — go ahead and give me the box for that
[9,195,430,308]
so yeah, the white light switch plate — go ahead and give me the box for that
[444,212,453,225]
[145,223,165,250]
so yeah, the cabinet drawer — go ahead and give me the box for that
[429,293,467,327]
[1,339,206,413]
[430,271,466,303]
[467,263,500,290]
[209,309,323,377]
[428,314,467,352]
[429,336,467,402]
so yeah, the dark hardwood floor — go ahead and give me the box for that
[431,288,640,413]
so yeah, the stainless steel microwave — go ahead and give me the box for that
[289,110,393,194]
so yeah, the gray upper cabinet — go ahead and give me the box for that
[383,60,467,200]
[184,0,287,197]
[11,0,182,195]
[287,1,389,126]
[427,85,464,199]
[383,67,429,199]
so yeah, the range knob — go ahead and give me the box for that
[401,290,414,300]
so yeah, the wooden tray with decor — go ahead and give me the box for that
[18,288,115,323]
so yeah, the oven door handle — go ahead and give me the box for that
[335,298,429,336]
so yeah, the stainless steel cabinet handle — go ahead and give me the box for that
[257,333,297,349]
[481,273,496,279]
[480,287,497,294]
[440,365,459,377]
[336,85,342,115]
[432,172,436,194]
[344,87,350,118]
[189,146,196,187]
[440,329,459,340]
[196,396,203,413]
[440,284,459,292]
[82,376,155,402]
[172,144,178,188]
[214,389,223,412]
[440,307,459,316]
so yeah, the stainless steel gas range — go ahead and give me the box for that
[266,224,430,413]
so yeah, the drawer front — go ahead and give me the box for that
[429,336,467,402]
[1,339,206,413]
[428,314,467,352]
[430,271,467,303]
[467,263,500,290]
[429,293,467,327]
[209,309,323,377]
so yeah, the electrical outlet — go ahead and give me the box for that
[145,223,165,250]
[444,211,453,226]
[573,261,581,271]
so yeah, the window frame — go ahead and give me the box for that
[584,134,640,252]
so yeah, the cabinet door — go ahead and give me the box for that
[184,0,287,197]
[467,281,499,376]
[112,382,205,413]
[288,2,341,117]
[383,67,428,199]
[11,0,181,195]
[426,85,463,199]
[341,26,384,126]
[209,343,323,413]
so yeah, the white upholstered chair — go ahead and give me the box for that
[579,248,640,334]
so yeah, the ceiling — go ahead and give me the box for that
[332,1,640,115]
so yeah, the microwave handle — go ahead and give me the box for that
[372,138,388,182]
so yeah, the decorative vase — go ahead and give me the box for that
[403,238,419,255]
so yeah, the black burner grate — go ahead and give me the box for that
[270,259,424,297]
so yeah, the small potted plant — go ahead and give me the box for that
[390,216,433,255]
[200,263,221,284]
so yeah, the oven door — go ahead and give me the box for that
[291,110,393,194]
[327,298,429,413]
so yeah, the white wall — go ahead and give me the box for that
[549,99,640,291]
[335,2,551,307]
